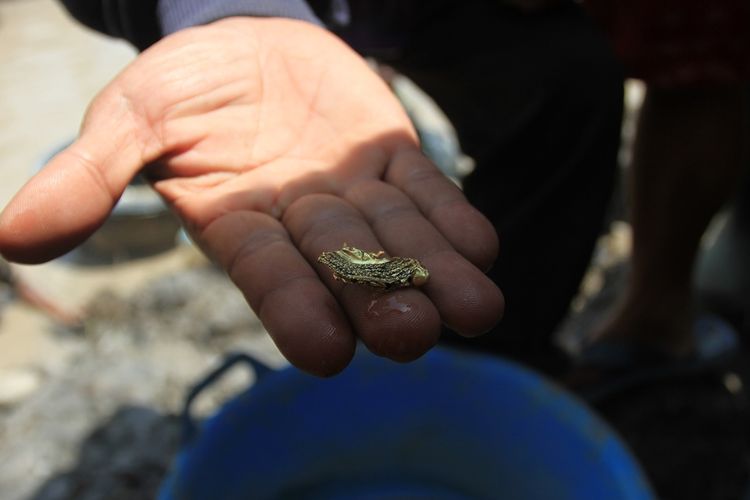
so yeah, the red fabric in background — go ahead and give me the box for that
[585,0,750,86]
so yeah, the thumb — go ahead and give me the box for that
[0,91,160,264]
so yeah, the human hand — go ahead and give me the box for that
[0,18,503,375]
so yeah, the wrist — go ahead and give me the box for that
[158,0,323,35]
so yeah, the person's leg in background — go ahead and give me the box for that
[589,86,746,355]
[575,0,750,371]
[390,1,624,374]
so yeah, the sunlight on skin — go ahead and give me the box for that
[0,17,504,375]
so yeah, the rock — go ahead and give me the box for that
[0,368,41,406]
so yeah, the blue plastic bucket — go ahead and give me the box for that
[159,347,654,500]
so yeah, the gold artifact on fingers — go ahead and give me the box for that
[317,245,429,290]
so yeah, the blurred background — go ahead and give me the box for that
[1,1,749,499]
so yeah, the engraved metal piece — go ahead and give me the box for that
[317,244,429,289]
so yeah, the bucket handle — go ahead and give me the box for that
[180,352,273,444]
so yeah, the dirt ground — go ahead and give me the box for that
[598,363,750,500]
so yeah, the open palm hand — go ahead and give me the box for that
[0,18,503,374]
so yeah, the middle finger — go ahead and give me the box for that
[282,193,441,361]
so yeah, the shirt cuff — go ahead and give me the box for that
[158,0,323,35]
